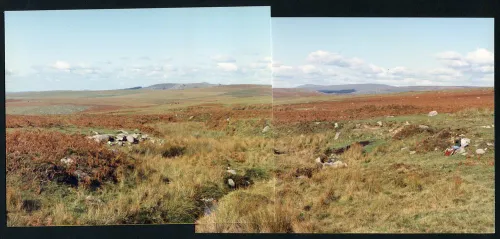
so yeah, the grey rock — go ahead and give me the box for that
[126,135,137,144]
[227,178,235,187]
[428,111,438,117]
[262,126,270,133]
[60,158,74,165]
[476,148,486,155]
[334,132,340,140]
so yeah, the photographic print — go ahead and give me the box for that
[5,7,273,227]
[271,18,494,233]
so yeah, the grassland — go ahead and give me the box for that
[5,86,494,233]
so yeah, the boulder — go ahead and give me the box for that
[324,161,347,168]
[92,134,111,143]
[476,148,486,155]
[60,158,74,165]
[334,132,341,140]
[116,134,127,141]
[460,138,471,147]
[428,111,438,117]
[227,178,235,187]
[126,135,138,144]
[262,126,270,133]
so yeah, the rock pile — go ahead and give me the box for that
[87,130,150,146]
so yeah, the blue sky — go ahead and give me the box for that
[272,18,494,88]
[5,7,272,92]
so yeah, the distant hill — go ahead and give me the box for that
[144,82,217,90]
[296,84,478,95]
[123,86,143,90]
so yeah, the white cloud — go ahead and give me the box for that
[465,48,494,65]
[273,48,494,87]
[53,61,71,71]
[298,64,319,74]
[216,62,238,72]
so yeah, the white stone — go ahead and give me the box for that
[227,178,235,187]
[428,111,438,117]
[334,132,340,140]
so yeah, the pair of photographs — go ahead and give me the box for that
[4,7,494,233]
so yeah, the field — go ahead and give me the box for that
[5,86,494,233]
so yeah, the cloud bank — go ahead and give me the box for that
[5,55,273,92]
[273,48,494,88]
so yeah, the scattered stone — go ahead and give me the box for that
[126,135,138,144]
[486,142,494,146]
[296,175,308,179]
[387,116,394,118]
[428,111,438,117]
[409,151,416,155]
[377,121,383,126]
[189,116,194,120]
[418,125,429,129]
[334,132,341,140]
[262,126,270,133]
[227,178,235,188]
[273,149,285,155]
[324,161,348,168]
[476,149,486,155]
[477,97,481,99]
[315,157,322,164]
[481,125,492,129]
[401,147,408,151]
[226,169,237,175]
[315,122,321,125]
[91,134,111,143]
[461,138,471,147]
[60,157,74,165]
[116,134,127,141]
[334,123,339,128]
[405,121,410,126]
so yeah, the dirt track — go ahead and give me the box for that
[273,89,494,124]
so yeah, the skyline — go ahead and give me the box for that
[5,7,272,92]
[272,18,494,88]
[5,13,495,92]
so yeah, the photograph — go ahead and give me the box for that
[5,7,274,227]
[271,18,494,233]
